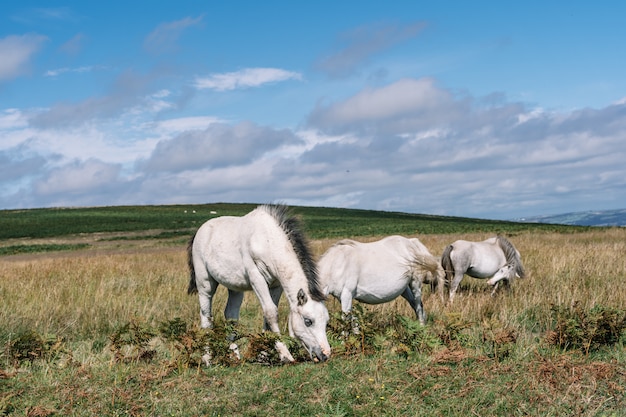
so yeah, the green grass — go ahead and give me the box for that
[0,203,588,241]
[0,243,90,256]
[1,204,623,416]
[5,350,623,416]
[2,313,625,416]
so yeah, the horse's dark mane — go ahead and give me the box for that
[261,204,325,302]
[496,235,526,278]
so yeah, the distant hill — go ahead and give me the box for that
[515,208,626,226]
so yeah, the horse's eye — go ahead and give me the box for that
[304,318,313,327]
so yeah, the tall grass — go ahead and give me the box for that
[2,228,625,345]
[1,228,626,415]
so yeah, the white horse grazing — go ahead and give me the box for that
[441,235,526,302]
[187,204,331,363]
[317,235,444,326]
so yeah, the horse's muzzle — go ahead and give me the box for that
[311,347,330,362]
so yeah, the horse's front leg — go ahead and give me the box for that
[339,288,359,334]
[489,278,510,297]
[248,273,294,363]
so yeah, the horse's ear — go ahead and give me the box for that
[297,288,308,306]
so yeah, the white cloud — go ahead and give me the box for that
[315,21,427,79]
[144,15,203,54]
[34,158,122,196]
[59,33,86,55]
[308,78,461,134]
[0,109,29,130]
[0,34,48,81]
[44,65,105,77]
[2,63,626,219]
[194,68,303,91]
[141,121,301,173]
[145,116,222,134]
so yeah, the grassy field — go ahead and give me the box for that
[0,202,581,240]
[1,205,625,416]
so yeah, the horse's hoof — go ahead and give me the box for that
[229,343,241,360]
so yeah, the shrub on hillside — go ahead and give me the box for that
[545,302,626,354]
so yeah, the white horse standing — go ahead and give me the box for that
[317,235,444,326]
[187,204,331,363]
[441,235,526,302]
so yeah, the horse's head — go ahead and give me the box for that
[289,288,331,362]
[487,264,516,286]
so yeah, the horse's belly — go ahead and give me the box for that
[355,292,401,304]
[206,259,253,292]
[354,281,405,305]
[466,259,503,278]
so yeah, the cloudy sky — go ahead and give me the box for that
[2,1,625,220]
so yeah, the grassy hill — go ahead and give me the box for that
[1,204,625,416]
[516,208,626,226]
[1,203,587,241]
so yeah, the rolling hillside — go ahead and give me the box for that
[515,208,626,226]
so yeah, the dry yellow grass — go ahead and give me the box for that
[1,228,625,345]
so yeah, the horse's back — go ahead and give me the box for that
[318,240,359,291]
[194,207,287,255]
[448,237,507,278]
[193,216,243,257]
[319,236,415,303]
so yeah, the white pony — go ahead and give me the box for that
[187,204,330,363]
[317,235,444,326]
[441,235,526,302]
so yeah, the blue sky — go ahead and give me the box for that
[1,1,625,220]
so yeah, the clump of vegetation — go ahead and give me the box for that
[328,304,442,358]
[481,319,518,361]
[109,318,157,363]
[389,315,442,355]
[327,304,379,356]
[434,312,474,347]
[243,332,310,365]
[159,317,242,367]
[545,302,626,354]
[3,330,65,367]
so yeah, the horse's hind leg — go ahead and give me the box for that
[224,289,244,322]
[195,270,218,329]
[449,272,465,304]
[402,284,425,325]
[193,270,219,365]
[224,289,244,359]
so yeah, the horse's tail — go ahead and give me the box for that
[441,244,454,289]
[433,260,446,303]
[409,253,441,283]
[187,232,198,295]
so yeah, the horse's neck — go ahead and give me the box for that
[246,212,310,306]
